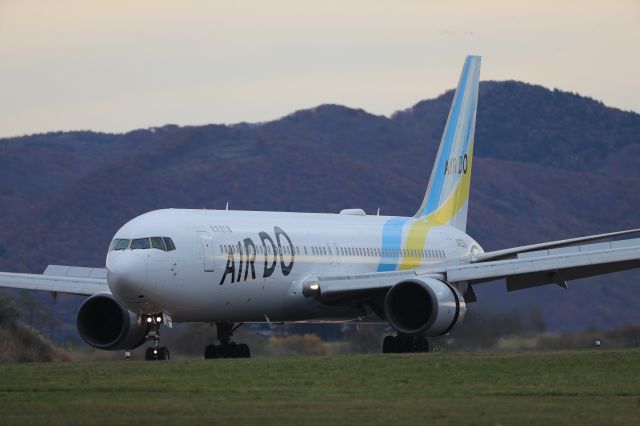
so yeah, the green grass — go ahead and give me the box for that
[1,350,639,425]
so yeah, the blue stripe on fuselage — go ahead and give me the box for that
[377,217,409,271]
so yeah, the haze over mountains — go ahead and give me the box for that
[1,81,639,333]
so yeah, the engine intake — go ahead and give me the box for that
[76,293,146,350]
[384,277,466,336]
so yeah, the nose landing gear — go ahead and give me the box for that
[142,313,170,361]
[204,322,251,359]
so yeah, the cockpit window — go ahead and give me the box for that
[131,238,151,250]
[150,237,166,250]
[113,239,130,250]
[163,237,176,251]
[109,236,174,251]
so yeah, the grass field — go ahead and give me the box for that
[1,349,639,425]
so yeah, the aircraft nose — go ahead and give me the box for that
[107,252,148,299]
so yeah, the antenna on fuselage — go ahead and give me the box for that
[377,208,380,216]
[225,201,229,210]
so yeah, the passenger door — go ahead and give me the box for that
[197,230,216,272]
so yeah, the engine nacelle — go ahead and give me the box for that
[384,277,466,336]
[76,293,147,350]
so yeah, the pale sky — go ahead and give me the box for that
[1,0,638,137]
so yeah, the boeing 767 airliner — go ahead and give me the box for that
[1,56,639,360]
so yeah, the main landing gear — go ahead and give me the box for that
[142,314,170,361]
[382,334,430,353]
[204,322,251,359]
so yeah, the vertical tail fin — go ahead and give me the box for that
[415,55,481,232]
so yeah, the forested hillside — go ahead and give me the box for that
[1,80,639,336]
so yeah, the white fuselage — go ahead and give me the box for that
[106,209,482,323]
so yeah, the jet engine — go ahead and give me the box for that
[384,277,466,336]
[76,293,147,350]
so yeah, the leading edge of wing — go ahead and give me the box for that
[303,269,446,303]
[471,228,640,263]
[0,267,109,296]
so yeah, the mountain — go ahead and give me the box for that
[0,81,639,334]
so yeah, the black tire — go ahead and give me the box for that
[145,347,160,361]
[238,344,250,358]
[204,344,216,359]
[383,336,396,353]
[160,347,170,360]
[418,337,429,353]
[226,342,238,358]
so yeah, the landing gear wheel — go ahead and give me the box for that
[383,336,397,353]
[415,337,429,353]
[238,344,250,358]
[226,342,237,357]
[382,335,430,354]
[204,344,217,359]
[203,322,252,359]
[145,347,156,361]
[159,347,170,360]
[144,346,170,361]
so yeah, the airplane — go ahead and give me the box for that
[1,55,639,360]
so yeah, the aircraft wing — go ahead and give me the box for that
[0,265,109,296]
[449,237,640,290]
[304,235,640,303]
